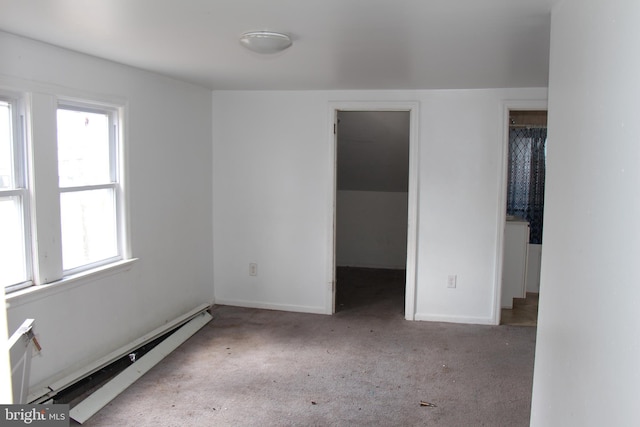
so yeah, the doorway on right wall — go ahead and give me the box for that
[501,110,547,326]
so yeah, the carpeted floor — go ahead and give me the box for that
[79,268,537,426]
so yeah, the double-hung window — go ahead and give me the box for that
[0,95,31,291]
[57,103,122,274]
[1,92,127,294]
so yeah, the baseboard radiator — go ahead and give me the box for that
[28,304,212,409]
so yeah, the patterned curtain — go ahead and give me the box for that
[506,127,547,244]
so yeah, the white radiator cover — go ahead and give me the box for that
[29,303,211,404]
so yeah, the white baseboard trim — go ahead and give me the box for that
[214,298,327,315]
[336,263,407,270]
[414,312,497,325]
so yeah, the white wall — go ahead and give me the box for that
[212,88,547,323]
[0,283,10,403]
[526,244,542,293]
[531,0,640,425]
[1,32,213,391]
[336,190,408,269]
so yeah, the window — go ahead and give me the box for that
[1,92,128,293]
[0,96,31,291]
[57,104,122,273]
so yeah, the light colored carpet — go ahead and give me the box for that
[78,269,537,426]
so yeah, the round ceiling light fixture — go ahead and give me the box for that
[239,31,292,54]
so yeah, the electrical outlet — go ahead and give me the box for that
[447,275,457,288]
[249,263,258,276]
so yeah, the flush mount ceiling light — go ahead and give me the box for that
[239,31,292,54]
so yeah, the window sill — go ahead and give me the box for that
[5,258,139,309]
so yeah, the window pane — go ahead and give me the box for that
[0,196,28,287]
[57,108,111,187]
[60,189,118,271]
[0,101,13,189]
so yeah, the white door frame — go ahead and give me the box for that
[327,101,420,320]
[493,99,547,325]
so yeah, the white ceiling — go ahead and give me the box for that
[0,0,555,90]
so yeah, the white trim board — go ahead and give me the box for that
[327,101,420,321]
[414,313,495,325]
[214,299,327,315]
[493,99,548,325]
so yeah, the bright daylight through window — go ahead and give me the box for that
[57,105,121,273]
[0,97,29,290]
[1,93,126,293]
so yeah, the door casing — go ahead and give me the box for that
[326,101,420,320]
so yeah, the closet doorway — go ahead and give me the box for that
[328,103,419,320]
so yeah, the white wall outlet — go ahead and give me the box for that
[447,275,457,288]
[249,263,258,276]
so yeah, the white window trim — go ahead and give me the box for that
[56,100,124,276]
[6,258,138,308]
[1,86,133,295]
[1,92,33,293]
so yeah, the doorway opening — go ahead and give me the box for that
[500,109,547,326]
[333,110,411,317]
